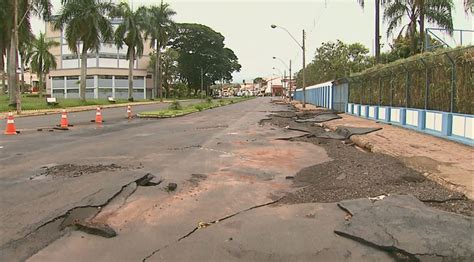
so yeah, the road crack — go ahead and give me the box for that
[0,173,161,261]
[142,196,285,261]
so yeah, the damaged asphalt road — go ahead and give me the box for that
[335,195,474,261]
[0,171,162,261]
[1,98,473,261]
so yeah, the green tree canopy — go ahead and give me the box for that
[142,1,176,99]
[170,23,241,95]
[295,40,373,87]
[383,0,454,54]
[112,2,147,100]
[25,32,59,96]
[54,0,114,101]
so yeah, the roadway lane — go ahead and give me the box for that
[0,99,200,132]
[0,98,391,261]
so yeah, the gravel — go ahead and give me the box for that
[266,110,473,217]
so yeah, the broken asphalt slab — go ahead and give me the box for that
[142,202,392,261]
[295,113,342,123]
[0,169,161,261]
[315,126,382,140]
[335,195,474,261]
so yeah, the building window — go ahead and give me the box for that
[115,76,128,88]
[98,75,113,87]
[52,77,64,89]
[66,76,79,89]
[133,76,144,88]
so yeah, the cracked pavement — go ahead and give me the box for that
[1,98,472,261]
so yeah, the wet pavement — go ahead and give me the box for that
[1,98,472,261]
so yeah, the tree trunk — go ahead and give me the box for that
[419,0,425,52]
[128,49,134,101]
[157,48,162,101]
[8,30,17,105]
[0,51,4,95]
[20,55,25,93]
[375,0,380,63]
[410,5,418,55]
[39,72,44,97]
[80,45,87,101]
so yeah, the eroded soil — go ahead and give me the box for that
[267,110,473,216]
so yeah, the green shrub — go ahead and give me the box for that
[194,104,205,111]
[206,97,213,104]
[168,100,182,110]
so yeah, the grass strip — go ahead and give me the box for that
[138,97,254,118]
[0,94,148,112]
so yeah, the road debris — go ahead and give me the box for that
[166,183,178,192]
[74,222,117,238]
[269,109,473,216]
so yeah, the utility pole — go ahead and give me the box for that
[200,67,203,100]
[375,0,380,63]
[289,59,292,101]
[8,0,21,113]
[302,29,306,108]
[283,70,286,98]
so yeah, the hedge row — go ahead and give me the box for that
[348,47,473,115]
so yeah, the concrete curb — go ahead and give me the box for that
[0,100,196,120]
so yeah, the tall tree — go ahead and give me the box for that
[5,0,51,110]
[171,23,241,95]
[357,0,384,63]
[147,48,179,98]
[112,2,147,101]
[142,1,176,100]
[295,40,373,87]
[160,48,179,97]
[25,32,59,96]
[54,0,114,101]
[383,0,454,54]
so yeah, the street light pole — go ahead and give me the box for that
[270,24,306,107]
[302,29,306,108]
[289,59,292,101]
[200,67,203,100]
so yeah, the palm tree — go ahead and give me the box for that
[357,0,384,63]
[54,0,114,101]
[5,0,51,110]
[112,3,147,101]
[26,32,59,96]
[0,0,8,95]
[143,1,176,100]
[465,0,473,14]
[383,0,454,54]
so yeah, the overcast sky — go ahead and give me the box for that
[32,0,473,83]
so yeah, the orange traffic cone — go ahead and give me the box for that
[127,105,132,119]
[60,109,69,129]
[4,112,17,135]
[95,107,103,123]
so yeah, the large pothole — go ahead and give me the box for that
[30,164,124,180]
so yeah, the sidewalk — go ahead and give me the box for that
[321,113,474,199]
